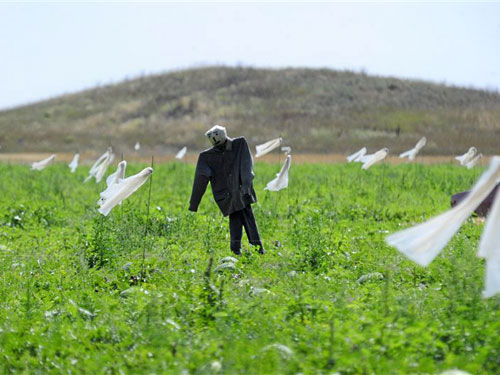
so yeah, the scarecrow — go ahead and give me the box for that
[189,125,265,255]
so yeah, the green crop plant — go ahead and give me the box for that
[0,161,498,374]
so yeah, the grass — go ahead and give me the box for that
[0,160,499,375]
[1,66,500,155]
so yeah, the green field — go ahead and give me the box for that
[0,161,498,375]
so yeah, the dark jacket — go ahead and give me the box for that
[189,137,257,216]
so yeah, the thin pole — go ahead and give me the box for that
[99,214,105,267]
[120,152,124,216]
[141,155,154,280]
[380,159,386,196]
[278,136,282,167]
[184,153,188,185]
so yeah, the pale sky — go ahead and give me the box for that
[1,2,499,110]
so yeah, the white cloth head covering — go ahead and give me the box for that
[205,125,227,146]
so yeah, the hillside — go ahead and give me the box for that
[1,66,499,155]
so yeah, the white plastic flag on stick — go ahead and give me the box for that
[98,161,127,207]
[265,154,291,191]
[175,146,187,160]
[478,186,500,297]
[281,146,292,155]
[85,147,114,183]
[387,156,500,266]
[105,160,126,187]
[456,147,477,166]
[466,153,482,169]
[98,167,153,216]
[85,148,110,182]
[477,188,500,298]
[347,147,367,163]
[94,155,113,183]
[386,156,500,297]
[399,137,426,161]
[134,142,140,151]
[361,148,389,170]
[255,138,283,158]
[68,153,79,173]
[89,148,112,173]
[32,154,56,170]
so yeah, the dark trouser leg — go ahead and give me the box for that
[240,205,265,254]
[229,210,243,255]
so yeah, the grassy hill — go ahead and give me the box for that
[1,66,499,155]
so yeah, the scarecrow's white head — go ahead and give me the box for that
[205,125,227,146]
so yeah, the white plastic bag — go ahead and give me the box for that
[399,137,426,161]
[265,155,291,191]
[361,148,389,170]
[455,147,477,166]
[255,138,283,158]
[68,153,79,173]
[175,146,187,160]
[387,156,500,266]
[98,161,127,206]
[466,153,482,169]
[478,185,500,297]
[32,154,56,170]
[98,167,153,216]
[85,147,114,183]
[347,147,367,163]
[281,146,292,155]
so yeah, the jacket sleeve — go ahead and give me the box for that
[239,137,255,195]
[189,155,211,212]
